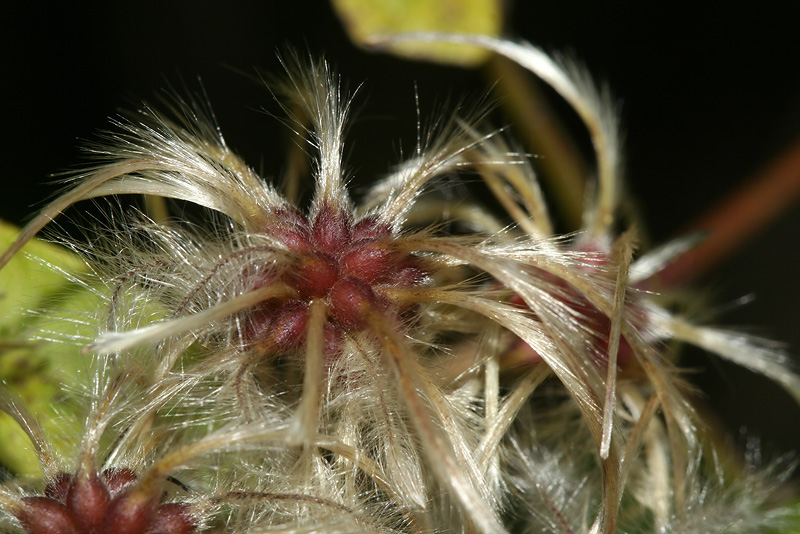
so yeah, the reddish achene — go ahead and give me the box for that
[504,242,639,369]
[16,469,195,534]
[246,204,427,355]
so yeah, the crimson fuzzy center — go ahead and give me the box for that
[246,205,427,354]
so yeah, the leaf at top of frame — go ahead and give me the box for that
[332,0,503,66]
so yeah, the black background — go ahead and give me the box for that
[4,2,800,458]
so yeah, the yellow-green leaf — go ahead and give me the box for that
[0,220,92,476]
[332,0,503,66]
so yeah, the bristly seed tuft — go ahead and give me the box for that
[0,40,798,534]
[246,202,428,355]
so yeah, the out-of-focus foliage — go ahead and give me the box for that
[0,221,90,476]
[331,0,503,65]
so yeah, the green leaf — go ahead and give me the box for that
[0,220,92,476]
[332,0,503,66]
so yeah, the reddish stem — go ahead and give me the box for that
[659,137,800,286]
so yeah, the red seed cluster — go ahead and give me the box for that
[247,205,427,354]
[17,469,195,534]
[507,251,636,368]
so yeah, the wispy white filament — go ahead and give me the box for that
[369,32,621,236]
[600,233,635,459]
[88,283,293,354]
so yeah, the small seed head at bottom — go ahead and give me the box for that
[16,469,196,534]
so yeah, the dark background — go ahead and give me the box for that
[4,3,800,457]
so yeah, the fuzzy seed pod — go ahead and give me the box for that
[1,38,798,534]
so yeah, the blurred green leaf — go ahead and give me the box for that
[769,501,800,534]
[0,220,92,476]
[332,0,503,66]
